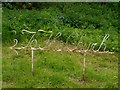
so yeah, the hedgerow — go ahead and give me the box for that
[2,3,118,51]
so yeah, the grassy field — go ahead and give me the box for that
[2,3,118,89]
[2,45,118,88]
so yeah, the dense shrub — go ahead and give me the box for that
[2,3,118,52]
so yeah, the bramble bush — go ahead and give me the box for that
[2,3,118,52]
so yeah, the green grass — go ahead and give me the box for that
[2,45,118,88]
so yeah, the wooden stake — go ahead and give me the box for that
[32,49,34,76]
[82,53,86,81]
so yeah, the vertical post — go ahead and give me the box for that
[32,49,34,76]
[82,52,86,81]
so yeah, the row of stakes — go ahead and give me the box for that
[10,29,111,81]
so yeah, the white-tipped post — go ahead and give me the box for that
[31,48,34,76]
[82,52,86,81]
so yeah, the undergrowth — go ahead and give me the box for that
[2,45,118,88]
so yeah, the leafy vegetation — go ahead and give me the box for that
[2,2,118,51]
[2,2,118,88]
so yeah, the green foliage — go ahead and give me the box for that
[2,3,118,51]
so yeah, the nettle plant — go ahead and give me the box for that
[10,29,113,81]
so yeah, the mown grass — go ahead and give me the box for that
[2,45,118,88]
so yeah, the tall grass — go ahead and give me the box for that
[2,45,118,88]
